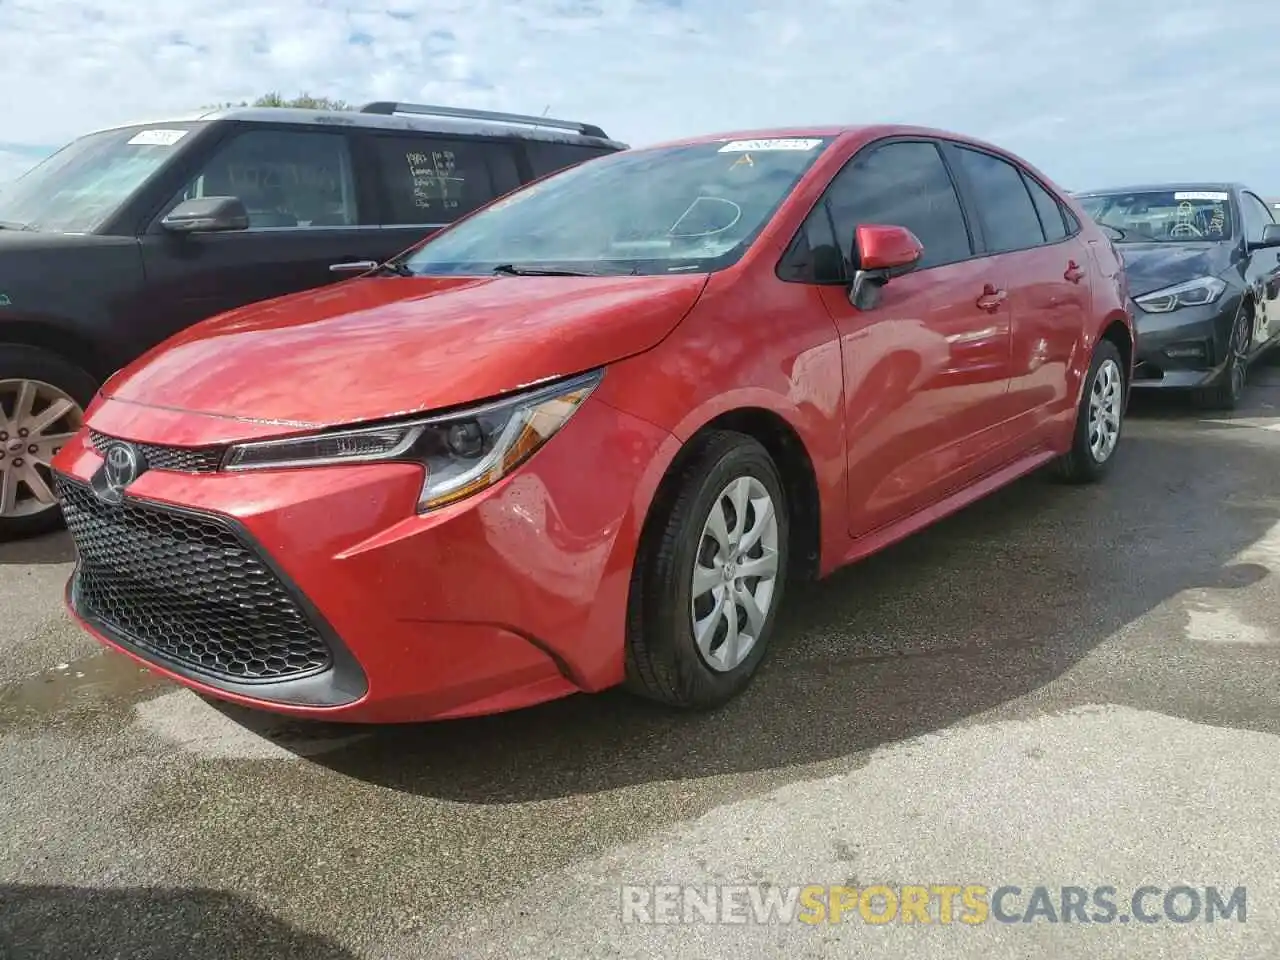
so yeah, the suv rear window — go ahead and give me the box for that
[524,141,614,178]
[369,136,520,225]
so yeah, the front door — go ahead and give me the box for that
[137,126,375,351]
[809,138,1014,538]
[1239,190,1280,347]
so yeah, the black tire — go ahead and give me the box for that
[0,344,98,541]
[625,430,790,709]
[1053,338,1126,484]
[1195,301,1252,411]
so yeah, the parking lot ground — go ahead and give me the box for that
[5,363,1280,959]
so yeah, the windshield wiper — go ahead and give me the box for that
[492,263,597,277]
[374,261,415,277]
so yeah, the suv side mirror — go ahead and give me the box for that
[1249,223,1280,251]
[161,196,249,234]
[848,224,924,309]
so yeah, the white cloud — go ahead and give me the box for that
[1,0,1279,193]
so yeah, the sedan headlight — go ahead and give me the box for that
[222,369,603,512]
[1134,276,1227,313]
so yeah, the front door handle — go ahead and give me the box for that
[329,260,378,274]
[976,284,1007,312]
[1064,260,1086,283]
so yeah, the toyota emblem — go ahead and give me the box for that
[93,442,145,503]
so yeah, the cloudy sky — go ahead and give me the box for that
[2,0,1278,193]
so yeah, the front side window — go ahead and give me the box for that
[1076,190,1234,243]
[820,140,973,273]
[400,137,834,276]
[171,129,357,229]
[1241,192,1274,243]
[370,136,520,225]
[0,123,205,234]
[954,147,1046,253]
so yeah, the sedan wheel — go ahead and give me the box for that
[626,430,790,709]
[690,475,781,673]
[1087,357,1122,464]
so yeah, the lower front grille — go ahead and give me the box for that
[56,474,333,684]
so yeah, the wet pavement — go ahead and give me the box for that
[4,365,1280,958]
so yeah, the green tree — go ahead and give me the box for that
[201,92,353,112]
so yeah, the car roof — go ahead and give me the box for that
[638,123,1018,152]
[83,102,628,151]
[1073,182,1245,197]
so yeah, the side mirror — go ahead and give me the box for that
[848,224,924,309]
[1249,223,1280,251]
[161,196,249,234]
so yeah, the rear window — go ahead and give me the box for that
[524,141,615,178]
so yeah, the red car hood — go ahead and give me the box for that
[104,273,708,428]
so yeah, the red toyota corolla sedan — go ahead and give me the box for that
[51,125,1133,722]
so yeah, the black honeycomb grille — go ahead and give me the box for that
[88,429,225,474]
[56,474,333,684]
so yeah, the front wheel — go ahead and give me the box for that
[0,345,96,541]
[1195,302,1252,411]
[1053,339,1125,484]
[625,430,790,709]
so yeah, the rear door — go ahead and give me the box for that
[520,140,618,179]
[137,124,370,346]
[947,144,1092,441]
[355,132,522,262]
[808,138,1015,538]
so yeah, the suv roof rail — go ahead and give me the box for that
[357,101,610,140]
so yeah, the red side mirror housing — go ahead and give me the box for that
[847,224,924,310]
[855,224,924,275]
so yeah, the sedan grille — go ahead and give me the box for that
[56,474,332,684]
[88,429,225,474]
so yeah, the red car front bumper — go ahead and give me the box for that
[55,394,676,722]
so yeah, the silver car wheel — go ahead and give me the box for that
[0,379,82,518]
[690,475,780,672]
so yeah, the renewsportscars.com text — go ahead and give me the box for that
[620,884,1247,925]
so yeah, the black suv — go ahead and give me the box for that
[1074,182,1280,409]
[0,101,626,537]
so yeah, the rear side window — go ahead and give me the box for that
[1024,175,1068,242]
[524,141,614,178]
[954,147,1045,252]
[370,136,520,225]
[821,140,973,272]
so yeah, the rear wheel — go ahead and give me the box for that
[1195,301,1252,410]
[625,430,790,709]
[1054,338,1125,484]
[0,345,96,541]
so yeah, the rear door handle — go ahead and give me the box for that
[976,284,1007,312]
[1064,261,1086,283]
[329,260,378,274]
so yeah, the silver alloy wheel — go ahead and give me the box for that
[690,475,780,673]
[1088,358,1122,463]
[0,379,83,519]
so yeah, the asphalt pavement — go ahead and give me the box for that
[5,362,1280,958]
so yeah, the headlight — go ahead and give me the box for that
[1134,276,1227,313]
[222,369,603,512]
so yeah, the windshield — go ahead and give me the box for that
[1076,189,1234,243]
[400,137,835,276]
[0,123,203,234]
